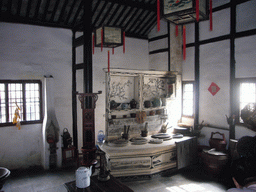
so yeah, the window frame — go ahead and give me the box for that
[236,77,256,125]
[182,81,195,118]
[0,80,43,127]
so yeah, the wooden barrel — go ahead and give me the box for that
[201,149,228,176]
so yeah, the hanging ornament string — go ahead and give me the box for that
[108,50,110,72]
[101,28,103,52]
[196,0,199,22]
[123,31,125,53]
[176,25,179,37]
[183,25,186,60]
[157,0,160,31]
[92,33,95,54]
[210,0,213,31]
[112,47,114,55]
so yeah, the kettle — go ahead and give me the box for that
[76,166,92,188]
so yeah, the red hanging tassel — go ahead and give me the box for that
[157,0,160,31]
[101,28,103,52]
[92,34,95,54]
[108,50,110,72]
[196,0,199,22]
[183,25,186,60]
[210,0,213,31]
[123,31,125,53]
[112,48,114,55]
[176,25,178,37]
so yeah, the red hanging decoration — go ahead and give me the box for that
[101,29,103,52]
[196,0,199,22]
[123,31,125,53]
[108,50,110,72]
[183,25,186,60]
[157,0,160,31]
[176,25,178,37]
[92,34,95,54]
[112,48,114,55]
[210,0,213,31]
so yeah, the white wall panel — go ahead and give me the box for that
[182,47,195,81]
[235,35,256,78]
[236,0,256,32]
[200,9,230,41]
[199,40,230,128]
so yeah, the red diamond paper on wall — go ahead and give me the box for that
[208,82,220,96]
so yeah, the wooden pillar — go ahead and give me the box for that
[229,0,236,139]
[194,22,200,128]
[83,0,93,96]
[72,30,78,152]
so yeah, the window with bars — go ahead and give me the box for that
[0,80,42,126]
[239,81,256,123]
[182,82,194,117]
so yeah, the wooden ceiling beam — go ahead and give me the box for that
[103,0,155,12]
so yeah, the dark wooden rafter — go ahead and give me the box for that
[71,0,83,26]
[97,2,116,27]
[26,0,33,18]
[42,0,51,22]
[34,0,42,19]
[49,0,61,22]
[92,1,109,27]
[111,5,126,26]
[64,0,77,25]
[123,7,139,31]
[0,0,159,39]
[105,3,121,26]
[140,15,157,36]
[117,6,132,27]
[57,0,69,23]
[129,9,147,33]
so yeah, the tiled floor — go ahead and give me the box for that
[1,164,232,192]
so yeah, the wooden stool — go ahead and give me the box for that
[62,147,76,165]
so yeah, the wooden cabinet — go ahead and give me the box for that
[176,136,197,169]
[104,69,178,140]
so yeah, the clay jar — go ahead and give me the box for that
[130,99,137,109]
[209,132,227,151]
[144,100,151,108]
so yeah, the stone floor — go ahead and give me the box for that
[1,163,233,192]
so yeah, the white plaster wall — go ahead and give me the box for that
[200,8,230,41]
[0,22,72,170]
[0,22,150,169]
[236,0,256,33]
[235,35,256,78]
[182,0,256,146]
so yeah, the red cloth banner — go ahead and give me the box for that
[176,25,178,37]
[196,0,199,22]
[183,25,186,60]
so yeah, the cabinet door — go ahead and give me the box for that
[176,137,197,169]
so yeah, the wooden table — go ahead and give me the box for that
[64,175,134,192]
